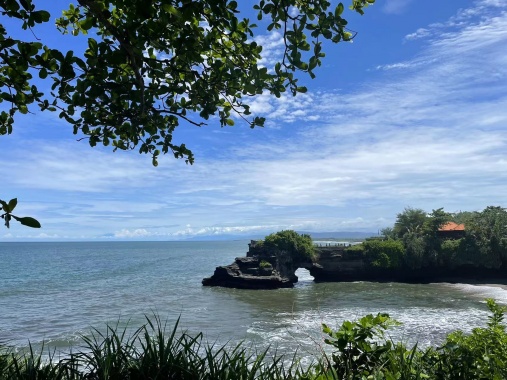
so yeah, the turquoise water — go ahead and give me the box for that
[1,241,506,357]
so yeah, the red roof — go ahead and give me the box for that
[438,222,465,231]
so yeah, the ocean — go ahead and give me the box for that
[1,241,506,358]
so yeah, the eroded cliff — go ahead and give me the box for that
[202,240,313,289]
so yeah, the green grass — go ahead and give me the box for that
[2,299,507,379]
[0,316,313,380]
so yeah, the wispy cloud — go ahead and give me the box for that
[2,0,507,240]
[383,0,415,14]
[404,28,431,41]
[2,142,161,193]
[253,31,285,69]
[404,0,507,41]
[375,58,437,71]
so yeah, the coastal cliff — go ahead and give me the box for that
[204,206,507,289]
[203,239,367,289]
[203,240,507,289]
[309,245,365,281]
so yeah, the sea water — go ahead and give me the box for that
[1,241,506,358]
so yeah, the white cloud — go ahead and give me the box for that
[404,28,430,41]
[173,2,507,218]
[383,0,415,14]
[404,0,507,42]
[253,31,285,69]
[114,228,153,238]
[2,142,161,193]
[2,0,507,239]
[375,58,437,71]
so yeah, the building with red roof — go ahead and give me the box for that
[437,222,465,239]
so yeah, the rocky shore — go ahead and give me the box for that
[202,240,507,289]
[202,240,313,289]
[202,240,361,289]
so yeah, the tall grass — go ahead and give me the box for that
[2,299,507,379]
[0,316,313,380]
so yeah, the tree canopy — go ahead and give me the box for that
[392,207,428,239]
[0,0,375,166]
[263,230,315,261]
[0,0,375,230]
[373,206,507,271]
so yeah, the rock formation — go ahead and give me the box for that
[202,240,313,289]
[309,245,365,281]
[203,239,507,289]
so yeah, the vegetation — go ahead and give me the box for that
[3,300,507,379]
[1,0,376,228]
[343,243,364,258]
[362,239,404,269]
[0,0,375,165]
[0,198,41,228]
[365,206,507,272]
[263,230,316,261]
[0,316,314,379]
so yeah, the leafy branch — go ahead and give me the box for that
[1,0,375,165]
[0,198,41,228]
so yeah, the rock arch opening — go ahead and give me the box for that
[295,267,314,282]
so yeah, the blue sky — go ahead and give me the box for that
[1,0,507,241]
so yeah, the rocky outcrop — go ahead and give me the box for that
[202,240,312,289]
[310,246,507,283]
[202,256,294,289]
[202,241,391,289]
[309,246,366,281]
[203,241,507,288]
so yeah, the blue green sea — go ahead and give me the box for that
[1,241,506,357]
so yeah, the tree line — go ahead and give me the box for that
[357,206,507,271]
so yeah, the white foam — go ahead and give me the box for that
[444,283,507,304]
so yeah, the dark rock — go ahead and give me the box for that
[310,247,366,281]
[203,241,507,288]
[202,240,309,289]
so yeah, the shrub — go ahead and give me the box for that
[321,313,400,378]
[259,260,272,269]
[429,299,507,379]
[2,300,507,379]
[263,230,315,261]
[344,243,364,255]
[363,239,404,269]
[403,231,426,270]
[0,317,312,380]
[440,238,462,268]
[319,299,507,380]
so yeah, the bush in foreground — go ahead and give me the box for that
[2,300,507,379]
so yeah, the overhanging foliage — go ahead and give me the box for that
[0,0,375,165]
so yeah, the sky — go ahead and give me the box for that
[1,0,507,241]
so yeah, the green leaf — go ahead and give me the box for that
[0,0,374,168]
[12,216,41,228]
[0,200,10,213]
[32,10,50,23]
[80,17,94,31]
[335,3,344,17]
[8,198,17,212]
[161,4,181,17]
[19,0,31,11]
